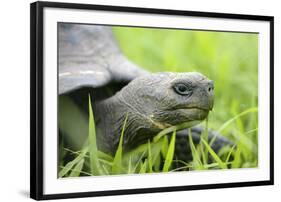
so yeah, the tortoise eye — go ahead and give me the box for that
[173,83,193,96]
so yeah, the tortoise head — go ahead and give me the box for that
[119,72,214,129]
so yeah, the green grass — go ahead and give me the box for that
[59,96,258,177]
[59,27,258,177]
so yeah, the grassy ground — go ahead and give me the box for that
[59,26,258,177]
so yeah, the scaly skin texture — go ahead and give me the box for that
[94,72,214,154]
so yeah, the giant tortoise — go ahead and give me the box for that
[58,23,232,167]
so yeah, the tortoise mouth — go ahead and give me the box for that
[176,107,210,121]
[169,106,210,117]
[174,106,210,113]
[182,106,210,112]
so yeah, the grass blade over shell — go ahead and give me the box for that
[88,95,103,175]
[112,114,128,174]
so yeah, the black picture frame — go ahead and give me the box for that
[30,1,274,200]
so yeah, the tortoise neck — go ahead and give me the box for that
[94,93,128,154]
[94,92,159,155]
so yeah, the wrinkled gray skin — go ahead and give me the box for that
[59,23,232,160]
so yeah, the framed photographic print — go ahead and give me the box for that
[30,1,274,200]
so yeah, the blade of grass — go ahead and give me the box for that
[245,128,258,135]
[153,121,200,142]
[101,165,110,175]
[199,143,207,165]
[217,107,258,133]
[203,162,232,169]
[88,95,102,175]
[139,159,147,173]
[131,151,146,173]
[232,128,258,155]
[123,137,163,162]
[163,130,176,172]
[231,101,245,133]
[69,159,84,177]
[98,159,113,166]
[112,114,128,174]
[98,151,114,162]
[231,147,241,168]
[59,148,88,177]
[60,166,92,176]
[188,129,204,170]
[201,138,227,169]
[153,155,161,172]
[160,135,169,158]
[225,145,236,163]
[170,164,193,172]
[64,148,113,162]
[202,118,209,163]
[209,107,258,147]
[127,156,132,174]
[147,140,153,173]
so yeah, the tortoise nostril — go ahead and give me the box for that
[207,81,214,93]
